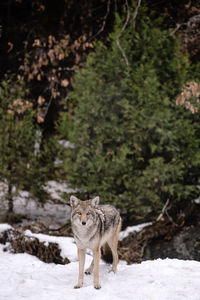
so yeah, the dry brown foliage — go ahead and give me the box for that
[0,228,70,265]
[176,81,200,113]
[18,33,93,123]
[8,99,33,116]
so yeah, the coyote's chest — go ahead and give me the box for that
[72,225,100,250]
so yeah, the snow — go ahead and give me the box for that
[0,224,200,300]
[194,197,200,204]
[58,140,74,149]
[44,180,78,202]
[0,181,71,226]
[119,222,152,240]
[0,223,13,233]
[24,230,77,262]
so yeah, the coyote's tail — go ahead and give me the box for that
[101,243,113,263]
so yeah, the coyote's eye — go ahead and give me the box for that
[86,212,90,216]
[77,212,81,216]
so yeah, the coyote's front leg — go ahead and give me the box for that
[74,248,86,289]
[93,247,101,289]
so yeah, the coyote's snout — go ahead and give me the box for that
[70,195,121,289]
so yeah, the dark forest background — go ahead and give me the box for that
[0,0,200,227]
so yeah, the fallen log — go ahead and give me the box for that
[118,201,200,264]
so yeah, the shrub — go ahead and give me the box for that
[58,6,200,219]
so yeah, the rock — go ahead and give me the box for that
[144,226,200,261]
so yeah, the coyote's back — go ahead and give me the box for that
[70,195,121,289]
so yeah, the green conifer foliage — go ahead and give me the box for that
[58,7,200,218]
[0,78,39,213]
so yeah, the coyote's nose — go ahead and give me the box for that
[82,221,86,225]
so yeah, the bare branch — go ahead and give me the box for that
[156,198,170,222]
[169,14,200,37]
[116,0,130,67]
[116,0,142,67]
[132,0,142,29]
[187,14,200,26]
[166,211,178,227]
[89,0,111,41]
[169,23,181,37]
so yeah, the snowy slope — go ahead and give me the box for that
[0,181,72,226]
[0,227,200,300]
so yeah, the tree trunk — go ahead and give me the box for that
[7,183,13,213]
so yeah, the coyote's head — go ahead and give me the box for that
[70,195,99,227]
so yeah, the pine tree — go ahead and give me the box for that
[58,5,200,219]
[0,77,41,214]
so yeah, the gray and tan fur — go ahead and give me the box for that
[70,195,121,289]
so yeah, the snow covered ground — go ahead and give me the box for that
[0,181,72,226]
[0,225,200,300]
[119,222,152,240]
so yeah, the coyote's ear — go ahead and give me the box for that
[91,196,100,208]
[70,195,79,208]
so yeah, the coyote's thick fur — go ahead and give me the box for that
[70,195,121,289]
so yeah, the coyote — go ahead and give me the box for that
[70,195,121,289]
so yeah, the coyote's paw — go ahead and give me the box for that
[94,283,101,289]
[85,270,91,275]
[74,284,82,289]
[108,268,116,273]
